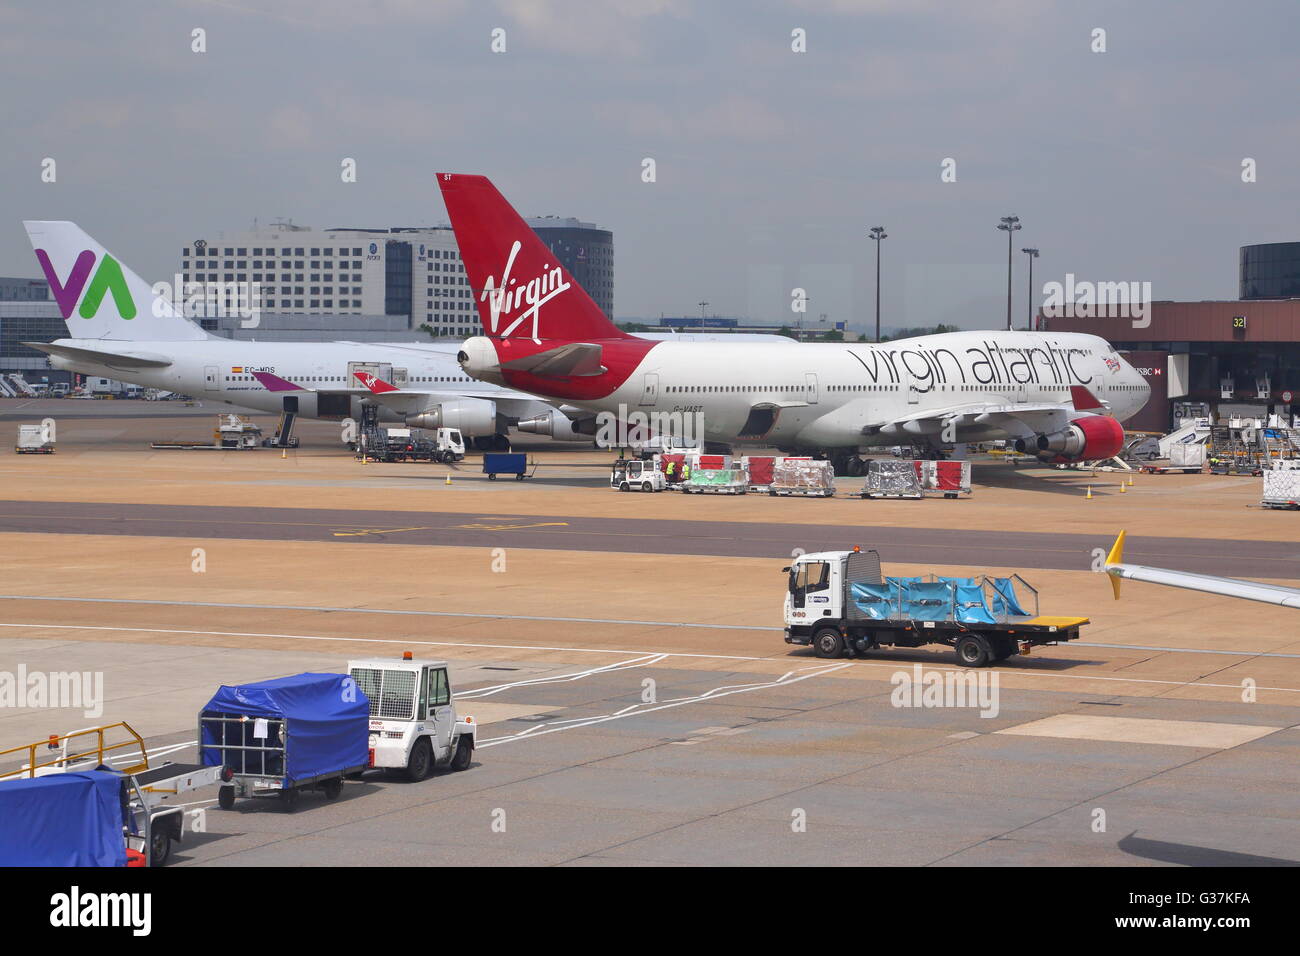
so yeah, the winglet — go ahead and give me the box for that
[251,370,307,392]
[353,371,400,394]
[1104,530,1126,600]
[1070,385,1106,411]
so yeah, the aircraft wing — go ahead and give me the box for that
[352,371,551,418]
[864,386,1108,439]
[26,341,173,369]
[499,342,606,377]
[1103,531,1300,608]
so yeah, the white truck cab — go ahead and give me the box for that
[348,655,476,781]
[784,550,849,626]
[434,427,466,462]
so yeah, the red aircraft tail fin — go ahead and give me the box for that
[437,173,628,342]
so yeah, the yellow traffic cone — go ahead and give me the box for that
[1127,476,1134,487]
[1119,482,1126,494]
[445,473,452,485]
[1086,486,1093,499]
[281,447,287,460]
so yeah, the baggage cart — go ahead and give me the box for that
[200,673,369,812]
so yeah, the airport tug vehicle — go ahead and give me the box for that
[348,655,476,781]
[783,549,1088,666]
[611,457,666,492]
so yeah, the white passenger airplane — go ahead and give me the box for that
[1104,531,1300,609]
[443,174,1151,470]
[21,220,795,447]
[22,221,557,446]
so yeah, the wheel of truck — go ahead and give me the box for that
[955,633,993,667]
[620,482,630,492]
[217,785,235,810]
[450,737,473,772]
[488,473,497,480]
[149,825,172,866]
[280,787,300,812]
[812,627,846,659]
[405,738,432,782]
[642,482,653,492]
[991,637,1016,662]
[322,777,343,800]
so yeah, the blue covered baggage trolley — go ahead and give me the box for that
[482,452,533,480]
[0,771,128,867]
[200,673,370,811]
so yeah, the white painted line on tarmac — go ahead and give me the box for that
[458,654,669,699]
[0,622,764,661]
[478,662,854,748]
[2,593,1297,658]
[3,621,1299,695]
[0,594,771,632]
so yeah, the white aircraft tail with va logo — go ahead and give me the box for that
[23,220,208,342]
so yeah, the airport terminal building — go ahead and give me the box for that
[1038,243,1300,432]
[179,216,612,340]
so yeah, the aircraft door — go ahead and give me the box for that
[805,372,819,405]
[639,373,659,407]
[204,366,219,391]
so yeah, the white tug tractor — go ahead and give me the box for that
[348,654,476,781]
[610,457,666,492]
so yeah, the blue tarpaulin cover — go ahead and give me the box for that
[850,581,903,619]
[902,581,954,621]
[0,770,126,867]
[955,585,997,625]
[200,673,369,783]
[885,576,923,587]
[989,578,1030,617]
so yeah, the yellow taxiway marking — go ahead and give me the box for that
[997,714,1284,749]
[331,526,433,537]
[454,521,570,531]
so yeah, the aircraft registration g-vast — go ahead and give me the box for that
[445,174,1151,471]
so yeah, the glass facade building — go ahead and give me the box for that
[1240,242,1300,299]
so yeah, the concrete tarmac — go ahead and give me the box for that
[1,405,1297,866]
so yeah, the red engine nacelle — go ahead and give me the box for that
[1038,414,1126,463]
[1015,414,1126,462]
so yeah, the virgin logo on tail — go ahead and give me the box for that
[480,240,571,338]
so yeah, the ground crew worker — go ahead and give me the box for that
[682,462,691,482]
[666,460,677,483]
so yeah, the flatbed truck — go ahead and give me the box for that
[783,548,1088,667]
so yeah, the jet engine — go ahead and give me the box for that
[1014,414,1126,463]
[406,398,497,436]
[515,408,597,442]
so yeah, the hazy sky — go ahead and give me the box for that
[4,0,1298,334]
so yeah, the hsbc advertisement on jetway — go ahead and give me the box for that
[1120,349,1168,432]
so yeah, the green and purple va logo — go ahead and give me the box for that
[35,249,136,320]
